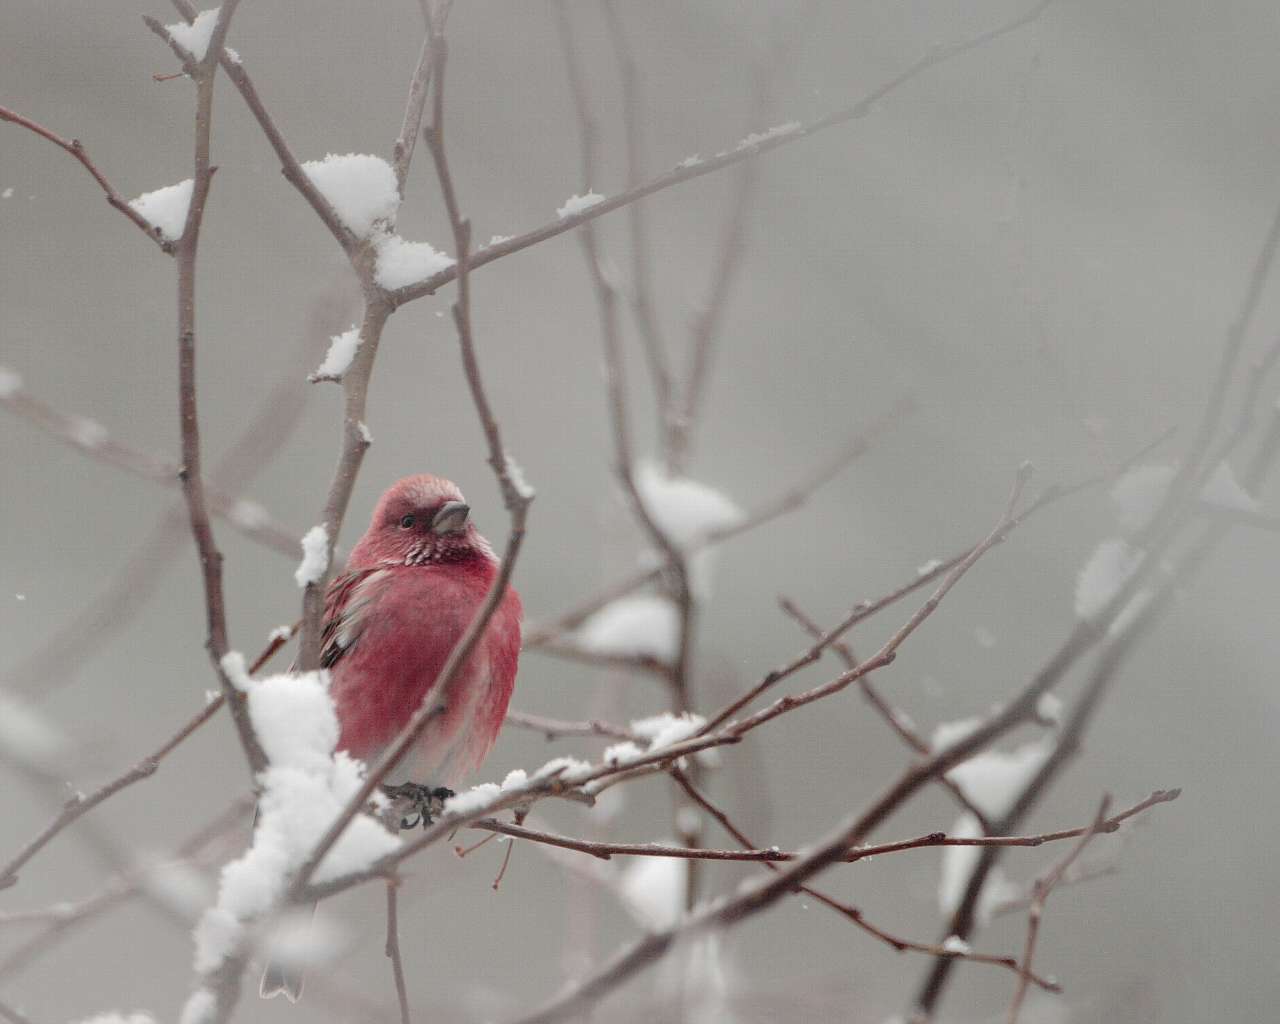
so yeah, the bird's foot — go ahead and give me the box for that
[381,782,455,830]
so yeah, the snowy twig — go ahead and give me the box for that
[1006,795,1112,1024]
[0,105,173,251]
[162,0,358,253]
[391,33,435,196]
[384,876,412,1024]
[387,0,1057,308]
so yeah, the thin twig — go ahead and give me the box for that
[385,876,412,1024]
[1006,795,1111,1024]
[0,105,173,251]
[503,710,637,742]
[387,0,1058,308]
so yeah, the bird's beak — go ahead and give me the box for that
[431,501,471,534]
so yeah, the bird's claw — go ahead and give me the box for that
[381,782,455,830]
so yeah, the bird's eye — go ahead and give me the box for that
[398,514,416,529]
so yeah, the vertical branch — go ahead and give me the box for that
[289,1,535,894]
[157,0,266,774]
[385,876,412,1024]
[554,0,704,906]
[600,0,674,442]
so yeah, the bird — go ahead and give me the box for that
[261,473,522,1001]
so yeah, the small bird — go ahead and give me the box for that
[261,474,522,1001]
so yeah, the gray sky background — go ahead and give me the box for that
[3,1,1279,1022]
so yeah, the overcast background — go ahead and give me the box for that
[3,1,1279,1021]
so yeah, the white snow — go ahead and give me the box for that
[73,1013,157,1024]
[575,594,679,662]
[736,121,802,149]
[630,711,705,751]
[504,455,536,500]
[938,812,1023,925]
[619,847,686,930]
[357,421,374,444]
[916,558,944,576]
[1035,691,1063,725]
[178,988,215,1024]
[294,524,330,588]
[1,188,13,200]
[484,234,513,248]
[1075,538,1143,620]
[501,768,528,792]
[941,935,972,955]
[443,782,501,817]
[166,8,220,60]
[677,155,702,169]
[373,232,454,290]
[311,326,361,381]
[557,191,606,219]
[1110,463,1175,533]
[1201,461,1258,512]
[0,688,68,766]
[128,179,194,242]
[602,741,647,767]
[300,154,399,238]
[219,650,252,691]
[930,716,983,753]
[635,460,743,547]
[268,625,293,643]
[533,755,594,783]
[0,366,21,397]
[191,669,400,972]
[946,739,1054,820]
[69,416,107,449]
[229,498,268,530]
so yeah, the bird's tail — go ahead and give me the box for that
[259,956,306,1002]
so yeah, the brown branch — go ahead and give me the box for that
[503,710,637,742]
[1006,795,1111,1024]
[391,33,435,196]
[465,791,1176,864]
[0,106,173,251]
[384,877,412,1024]
[778,596,997,832]
[387,0,1057,308]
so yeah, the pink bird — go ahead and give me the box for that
[261,474,522,1001]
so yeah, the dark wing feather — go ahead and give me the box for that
[319,567,388,670]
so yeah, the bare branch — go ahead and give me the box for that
[1006,795,1112,1024]
[0,105,173,251]
[503,710,638,743]
[384,876,412,1024]
[387,0,1057,307]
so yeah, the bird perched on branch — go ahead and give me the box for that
[261,474,522,1001]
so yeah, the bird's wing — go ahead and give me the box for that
[320,567,390,670]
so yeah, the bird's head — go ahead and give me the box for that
[349,474,495,568]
